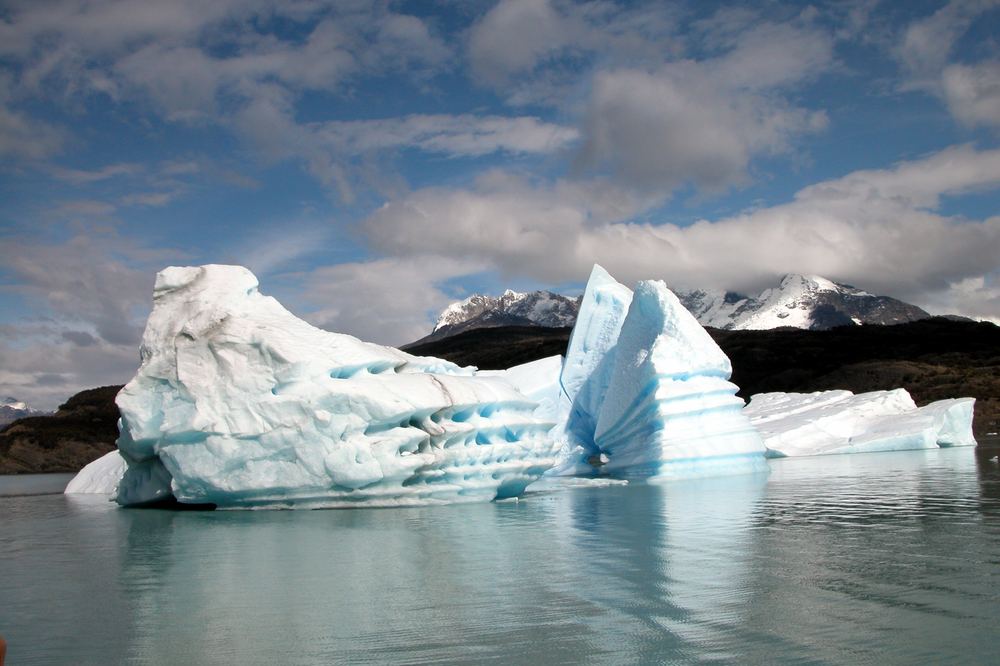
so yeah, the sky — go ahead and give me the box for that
[1,0,999,409]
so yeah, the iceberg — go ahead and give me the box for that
[744,390,977,457]
[64,450,126,494]
[592,280,767,478]
[555,268,766,478]
[560,265,633,462]
[112,265,559,508]
[65,262,981,501]
[480,355,566,423]
[483,355,578,474]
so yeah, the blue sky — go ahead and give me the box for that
[1,0,999,408]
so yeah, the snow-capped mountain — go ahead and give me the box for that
[676,274,930,331]
[420,275,929,343]
[423,289,579,342]
[0,396,43,427]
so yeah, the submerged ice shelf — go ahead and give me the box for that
[66,263,978,501]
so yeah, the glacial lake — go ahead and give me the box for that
[2,448,999,665]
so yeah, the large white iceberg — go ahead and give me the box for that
[111,265,559,508]
[66,262,980,501]
[744,390,976,457]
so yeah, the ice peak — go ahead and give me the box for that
[431,285,580,335]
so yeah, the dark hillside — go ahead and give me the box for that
[402,326,574,370]
[715,318,1000,437]
[0,385,122,474]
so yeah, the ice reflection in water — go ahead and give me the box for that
[1,448,999,664]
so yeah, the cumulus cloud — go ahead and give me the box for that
[0,74,64,160]
[315,114,579,158]
[297,256,482,346]
[896,0,1000,131]
[48,162,143,184]
[361,144,1000,320]
[576,19,832,192]
[0,234,165,346]
[468,0,585,86]
[0,232,186,409]
[896,0,995,83]
[0,0,453,180]
[941,62,1000,130]
[467,0,686,94]
[0,334,142,410]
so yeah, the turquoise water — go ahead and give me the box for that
[2,448,999,664]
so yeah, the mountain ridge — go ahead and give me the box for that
[421,274,931,343]
[0,396,46,427]
[419,289,580,344]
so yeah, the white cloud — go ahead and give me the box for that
[53,199,118,216]
[0,231,186,409]
[48,162,143,184]
[0,0,452,181]
[360,144,1000,320]
[225,224,334,278]
[0,104,64,160]
[229,102,580,203]
[896,0,1000,131]
[468,0,583,86]
[896,0,995,83]
[467,0,686,94]
[297,256,482,346]
[573,16,832,193]
[119,191,175,207]
[942,62,1000,130]
[315,114,578,157]
[0,234,167,346]
[0,335,142,411]
[578,67,828,192]
[0,74,64,160]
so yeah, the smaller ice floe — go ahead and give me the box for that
[526,476,629,495]
[65,450,127,494]
[549,477,629,488]
[744,390,976,457]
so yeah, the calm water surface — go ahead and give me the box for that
[2,448,999,665]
